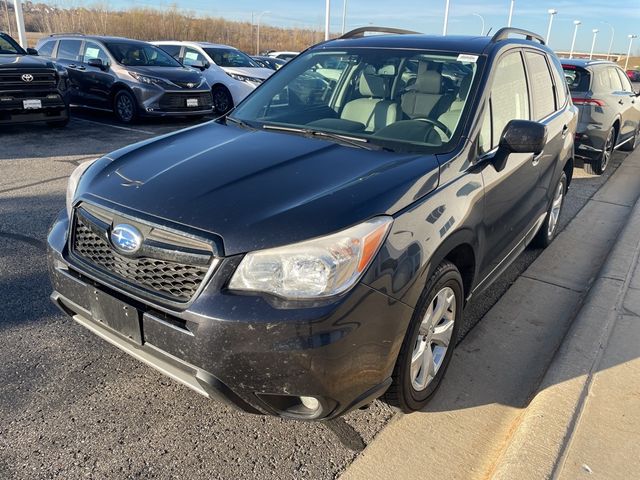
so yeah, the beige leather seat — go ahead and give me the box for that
[341,74,400,132]
[401,70,454,120]
[439,74,473,133]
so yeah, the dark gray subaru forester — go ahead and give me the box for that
[48,27,577,420]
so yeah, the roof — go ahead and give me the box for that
[153,40,237,50]
[319,34,493,54]
[46,34,151,45]
[559,58,615,68]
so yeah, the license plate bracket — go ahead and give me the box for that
[89,288,143,345]
[23,99,42,110]
[186,98,198,107]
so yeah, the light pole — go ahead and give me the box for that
[589,29,598,60]
[341,0,348,34]
[569,20,581,59]
[545,9,557,45]
[325,0,331,40]
[256,10,270,55]
[472,13,485,36]
[507,0,515,27]
[626,34,638,71]
[443,0,450,36]
[13,0,27,48]
[602,22,615,60]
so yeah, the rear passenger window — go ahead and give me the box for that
[37,40,55,57]
[549,58,568,107]
[525,51,556,120]
[57,39,82,62]
[489,51,530,150]
[607,67,623,92]
[617,68,635,93]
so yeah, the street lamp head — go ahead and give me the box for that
[548,9,557,14]
[629,34,638,39]
[574,20,581,25]
[592,29,599,34]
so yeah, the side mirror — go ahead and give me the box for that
[493,120,547,172]
[26,47,38,55]
[87,58,107,70]
[190,60,209,71]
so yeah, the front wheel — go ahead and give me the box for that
[212,85,233,115]
[113,90,138,124]
[384,261,463,412]
[532,171,567,248]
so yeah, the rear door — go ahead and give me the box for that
[477,49,543,283]
[54,39,84,103]
[523,50,571,209]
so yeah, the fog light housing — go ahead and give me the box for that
[256,393,334,420]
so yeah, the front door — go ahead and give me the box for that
[80,41,114,109]
[54,39,84,104]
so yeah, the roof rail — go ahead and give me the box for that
[340,26,421,39]
[491,27,545,45]
[48,32,86,37]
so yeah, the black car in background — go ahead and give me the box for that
[562,59,640,174]
[251,55,286,70]
[0,31,69,127]
[49,27,577,420]
[35,34,212,123]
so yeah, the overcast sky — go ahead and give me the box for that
[44,0,640,54]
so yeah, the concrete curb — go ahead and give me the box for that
[490,181,640,479]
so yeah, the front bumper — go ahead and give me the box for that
[48,210,413,420]
[0,91,69,124]
[132,85,213,117]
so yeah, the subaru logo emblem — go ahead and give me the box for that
[110,224,143,254]
[21,74,34,82]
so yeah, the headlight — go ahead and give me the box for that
[66,160,97,218]
[128,71,165,86]
[229,217,393,299]
[228,73,263,84]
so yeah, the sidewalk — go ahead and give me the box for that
[492,187,640,479]
[341,148,640,480]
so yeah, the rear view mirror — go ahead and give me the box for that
[190,60,209,71]
[493,120,547,172]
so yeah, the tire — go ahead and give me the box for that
[212,85,233,115]
[584,126,615,175]
[113,90,138,124]
[384,260,463,412]
[620,125,639,152]
[532,171,567,249]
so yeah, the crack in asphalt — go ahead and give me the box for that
[0,230,47,252]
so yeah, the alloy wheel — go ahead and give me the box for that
[547,180,564,237]
[117,94,134,123]
[410,286,456,391]
[601,129,614,172]
[213,88,231,114]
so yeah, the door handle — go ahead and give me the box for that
[532,152,543,166]
[561,125,569,139]
[77,66,86,71]
[619,99,624,105]
[68,64,77,68]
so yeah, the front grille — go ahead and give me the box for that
[159,92,213,111]
[0,69,58,92]
[70,205,216,304]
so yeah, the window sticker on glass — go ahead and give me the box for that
[85,47,100,59]
[457,54,478,63]
[185,51,199,61]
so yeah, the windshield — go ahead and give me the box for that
[0,33,25,55]
[105,42,182,67]
[230,48,479,153]
[204,48,260,68]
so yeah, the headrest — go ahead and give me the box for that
[458,74,472,99]
[359,73,387,97]
[415,70,442,94]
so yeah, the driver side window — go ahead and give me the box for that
[479,51,530,154]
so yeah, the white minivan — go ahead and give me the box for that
[154,41,274,114]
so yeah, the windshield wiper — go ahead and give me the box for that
[262,124,383,151]
[225,116,254,130]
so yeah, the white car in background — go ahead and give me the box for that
[266,51,299,61]
[154,41,274,114]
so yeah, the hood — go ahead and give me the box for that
[0,54,56,69]
[222,66,273,80]
[126,65,203,85]
[78,123,439,256]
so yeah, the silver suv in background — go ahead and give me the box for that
[562,59,640,174]
[154,41,274,114]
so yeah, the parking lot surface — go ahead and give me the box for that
[0,111,631,479]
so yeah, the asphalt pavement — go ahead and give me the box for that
[0,110,633,479]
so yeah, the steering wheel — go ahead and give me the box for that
[413,118,452,138]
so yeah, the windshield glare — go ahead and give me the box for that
[106,42,181,67]
[0,34,25,55]
[231,49,478,153]
[205,48,259,68]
